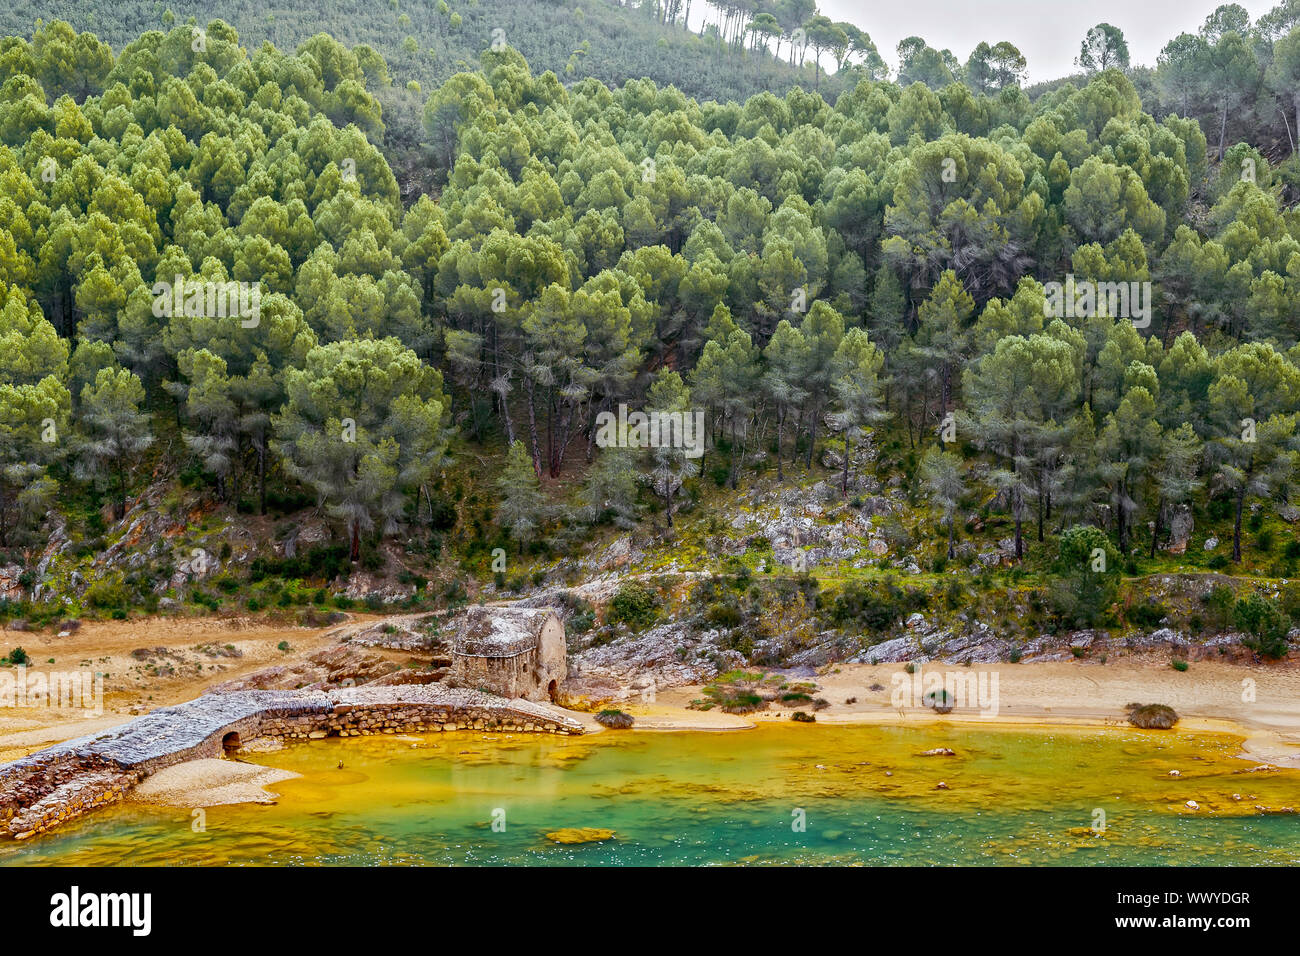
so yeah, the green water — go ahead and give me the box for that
[3,723,1298,865]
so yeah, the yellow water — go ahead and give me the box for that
[3,723,1298,865]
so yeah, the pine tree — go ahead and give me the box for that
[497,440,548,549]
[73,367,153,521]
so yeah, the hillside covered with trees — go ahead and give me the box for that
[0,0,866,110]
[3,3,1300,660]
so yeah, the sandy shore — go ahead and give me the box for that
[639,659,1300,766]
[130,759,300,807]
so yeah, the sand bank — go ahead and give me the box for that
[130,759,299,807]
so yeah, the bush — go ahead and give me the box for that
[700,672,768,713]
[609,582,660,629]
[84,578,130,611]
[556,592,596,635]
[1201,585,1236,629]
[250,545,350,584]
[595,709,634,729]
[1128,602,1168,628]
[1234,594,1290,659]
[704,600,742,628]
[791,711,816,722]
[923,689,953,714]
[1170,658,1189,672]
[1051,526,1119,628]
[191,590,220,611]
[6,647,27,665]
[1125,703,1179,729]
[827,577,925,632]
[426,494,458,531]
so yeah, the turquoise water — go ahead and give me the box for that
[3,723,1298,865]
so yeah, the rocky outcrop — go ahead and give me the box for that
[206,646,405,692]
[569,620,744,705]
[845,618,1291,665]
[343,613,445,651]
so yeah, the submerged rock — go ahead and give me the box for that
[544,827,615,845]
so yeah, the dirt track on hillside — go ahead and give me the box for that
[0,613,399,760]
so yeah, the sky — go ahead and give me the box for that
[690,0,1281,83]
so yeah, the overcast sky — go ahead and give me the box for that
[691,0,1281,83]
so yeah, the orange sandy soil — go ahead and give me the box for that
[0,613,401,761]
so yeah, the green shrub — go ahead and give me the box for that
[250,545,349,584]
[1128,602,1168,628]
[556,591,596,635]
[704,600,742,628]
[610,582,660,629]
[1201,586,1236,629]
[1234,594,1290,659]
[1050,526,1119,628]
[826,577,925,632]
[84,578,129,611]
[923,688,953,713]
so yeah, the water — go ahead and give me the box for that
[3,723,1298,865]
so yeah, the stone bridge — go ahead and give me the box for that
[0,685,584,840]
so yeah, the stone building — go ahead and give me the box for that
[447,606,566,702]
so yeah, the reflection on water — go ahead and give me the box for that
[3,723,1298,865]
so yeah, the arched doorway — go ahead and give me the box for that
[221,731,241,754]
[547,680,558,702]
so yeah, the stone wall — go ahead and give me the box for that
[258,702,576,738]
[447,650,537,700]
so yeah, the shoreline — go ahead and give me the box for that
[607,659,1300,768]
[603,704,1300,766]
[167,703,1300,810]
[4,655,1299,813]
